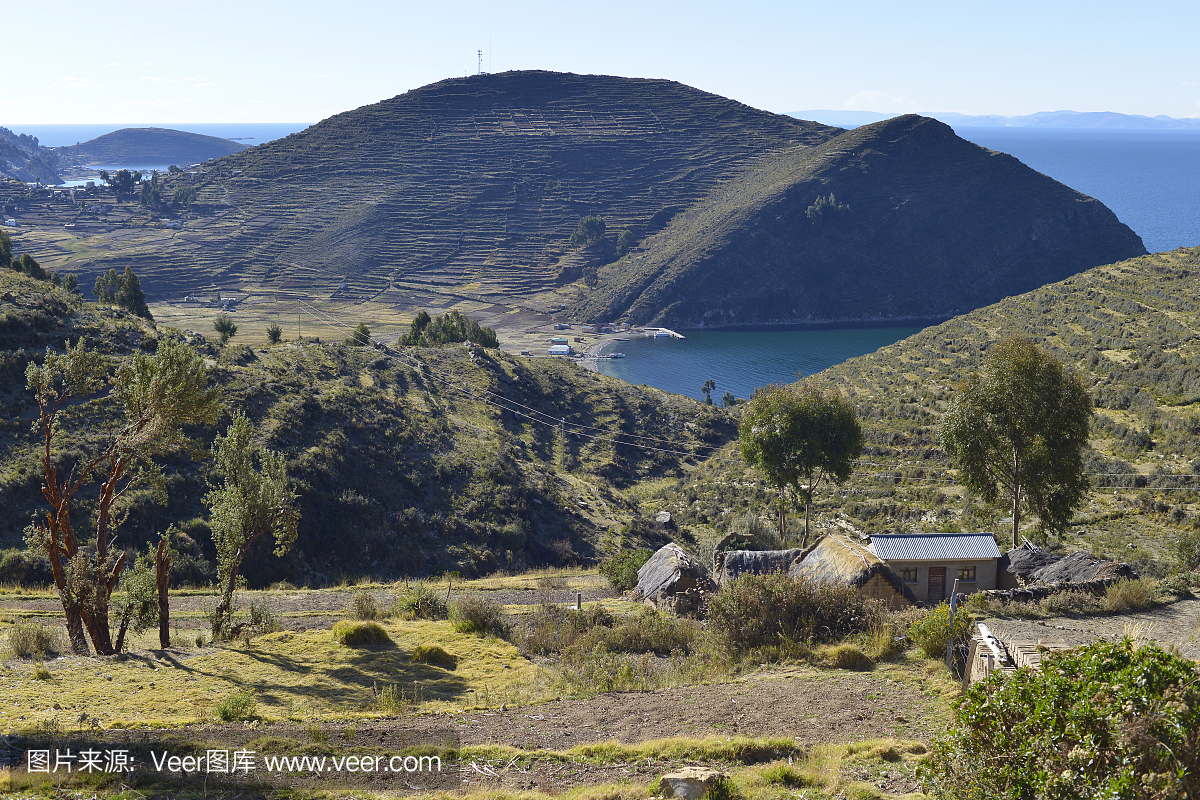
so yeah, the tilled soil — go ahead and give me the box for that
[82,669,939,794]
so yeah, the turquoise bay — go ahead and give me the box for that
[595,327,922,402]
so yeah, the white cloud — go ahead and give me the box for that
[103,62,119,68]
[840,90,922,113]
[141,76,175,83]
[197,82,216,87]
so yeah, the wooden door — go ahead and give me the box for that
[928,567,946,603]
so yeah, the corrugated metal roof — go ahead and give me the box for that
[871,533,1001,561]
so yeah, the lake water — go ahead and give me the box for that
[597,128,1200,400]
[596,327,922,401]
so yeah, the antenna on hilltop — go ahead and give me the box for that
[477,50,485,75]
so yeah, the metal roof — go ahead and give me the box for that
[870,533,1001,562]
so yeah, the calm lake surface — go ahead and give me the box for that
[596,327,922,401]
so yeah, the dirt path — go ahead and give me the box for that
[981,597,1200,659]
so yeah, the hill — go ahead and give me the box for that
[0,269,731,585]
[0,126,60,184]
[793,109,1200,131]
[54,127,248,166]
[575,115,1146,327]
[2,72,1142,329]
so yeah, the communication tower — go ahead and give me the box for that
[477,50,485,75]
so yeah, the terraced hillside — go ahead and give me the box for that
[4,72,1145,331]
[577,115,1148,327]
[54,127,247,167]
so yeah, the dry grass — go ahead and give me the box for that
[0,619,551,730]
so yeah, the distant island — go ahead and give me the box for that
[793,109,1200,131]
[54,127,248,167]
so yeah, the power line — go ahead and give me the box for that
[289,301,1200,490]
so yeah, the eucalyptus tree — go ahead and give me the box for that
[739,382,863,546]
[940,337,1092,547]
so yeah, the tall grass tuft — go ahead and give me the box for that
[6,621,65,659]
[1105,578,1158,612]
[352,590,381,620]
[332,620,392,647]
[394,581,448,620]
[215,689,257,722]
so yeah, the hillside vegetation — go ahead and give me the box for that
[54,127,247,167]
[648,246,1200,575]
[0,72,1142,332]
[0,269,730,584]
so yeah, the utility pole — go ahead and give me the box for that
[559,417,566,471]
[297,301,301,343]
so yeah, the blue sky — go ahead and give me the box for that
[6,0,1199,124]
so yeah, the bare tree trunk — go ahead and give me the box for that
[156,538,171,649]
[64,606,89,655]
[1012,451,1022,548]
[777,489,787,544]
[214,565,240,640]
[803,500,811,548]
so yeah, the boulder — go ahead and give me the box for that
[659,767,728,800]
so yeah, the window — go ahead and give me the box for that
[958,566,976,582]
[901,568,918,583]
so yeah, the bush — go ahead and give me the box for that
[863,617,908,662]
[353,590,380,620]
[412,644,457,669]
[247,599,280,634]
[215,689,258,722]
[1041,588,1105,616]
[923,640,1200,799]
[332,620,392,647]
[907,603,974,660]
[1176,528,1200,570]
[0,549,53,587]
[395,581,447,620]
[449,595,505,636]
[375,683,410,714]
[1105,577,1158,612]
[6,621,64,659]
[708,573,876,653]
[599,548,653,593]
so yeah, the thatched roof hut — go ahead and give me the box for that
[714,548,807,586]
[789,534,918,609]
[999,542,1136,589]
[632,543,716,615]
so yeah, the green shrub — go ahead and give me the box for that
[907,603,974,660]
[449,595,505,635]
[923,640,1200,799]
[395,581,448,620]
[863,618,907,662]
[599,548,653,593]
[33,663,52,681]
[353,590,380,620]
[247,599,280,634]
[215,689,258,722]
[412,644,457,669]
[332,620,392,647]
[6,621,64,659]
[1105,577,1158,612]
[708,573,875,653]
[704,775,742,800]
[1175,527,1200,570]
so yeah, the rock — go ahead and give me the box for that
[660,767,728,800]
[656,511,672,524]
[633,543,715,615]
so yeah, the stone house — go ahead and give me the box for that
[869,533,1002,603]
